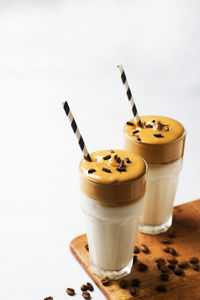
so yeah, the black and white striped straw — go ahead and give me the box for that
[63,101,92,162]
[117,65,142,126]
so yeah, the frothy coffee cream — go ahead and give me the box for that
[80,150,147,207]
[125,116,186,163]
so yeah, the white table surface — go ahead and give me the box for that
[0,1,200,299]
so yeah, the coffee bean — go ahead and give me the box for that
[131,278,140,287]
[101,277,111,286]
[102,167,111,173]
[66,288,75,296]
[119,279,128,289]
[44,297,53,300]
[134,245,140,254]
[141,244,150,254]
[116,167,127,172]
[81,285,88,291]
[174,267,184,276]
[163,247,170,253]
[129,287,137,296]
[154,134,164,138]
[103,155,111,160]
[85,244,89,251]
[155,258,166,265]
[133,255,138,264]
[178,261,189,269]
[192,264,200,271]
[132,130,139,134]
[170,248,178,256]
[86,282,94,292]
[189,257,199,264]
[126,122,134,126]
[167,258,178,265]
[110,150,115,153]
[160,265,169,273]
[114,155,121,163]
[124,157,131,163]
[167,229,175,238]
[161,240,172,245]
[138,263,148,272]
[82,291,91,299]
[88,169,96,174]
[168,264,175,270]
[156,285,167,292]
[160,273,169,281]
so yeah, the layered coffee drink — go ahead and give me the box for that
[124,116,186,234]
[80,150,147,279]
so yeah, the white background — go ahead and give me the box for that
[0,1,200,299]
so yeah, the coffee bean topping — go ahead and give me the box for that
[124,157,131,163]
[174,267,184,276]
[103,155,111,160]
[114,155,121,163]
[154,134,164,138]
[160,265,169,273]
[110,150,115,153]
[81,285,88,291]
[156,285,167,292]
[160,273,169,281]
[145,124,153,128]
[129,287,137,296]
[82,291,91,299]
[131,278,140,287]
[192,264,200,271]
[127,122,134,126]
[141,244,150,254]
[168,264,176,270]
[132,134,141,141]
[161,240,172,245]
[86,282,94,292]
[170,248,178,256]
[133,255,138,264]
[155,258,166,265]
[102,167,111,173]
[189,257,199,264]
[119,279,128,289]
[85,244,89,251]
[44,297,53,300]
[88,169,96,174]
[167,258,178,264]
[66,288,75,296]
[101,277,111,286]
[134,245,140,254]
[178,261,189,269]
[163,247,170,253]
[116,167,127,172]
[132,130,139,134]
[138,262,148,272]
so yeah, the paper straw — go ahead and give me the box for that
[63,101,92,162]
[118,65,142,126]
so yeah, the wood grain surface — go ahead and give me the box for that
[70,200,200,300]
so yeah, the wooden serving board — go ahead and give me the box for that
[70,200,200,300]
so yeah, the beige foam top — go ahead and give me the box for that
[124,116,186,163]
[80,149,147,207]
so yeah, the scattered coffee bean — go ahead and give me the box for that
[119,279,128,289]
[114,155,121,163]
[124,157,131,163]
[134,245,140,254]
[192,264,200,271]
[86,282,94,292]
[160,265,169,273]
[141,244,150,254]
[132,130,139,134]
[132,134,141,141]
[163,247,170,253]
[145,124,153,128]
[44,297,53,300]
[170,248,178,256]
[129,287,137,296]
[103,155,111,160]
[156,285,167,292]
[160,273,169,281]
[82,291,91,299]
[133,255,138,264]
[161,240,172,245]
[116,167,127,172]
[101,277,111,286]
[102,167,111,173]
[168,264,175,270]
[167,229,175,238]
[85,244,89,251]
[81,285,88,292]
[66,288,75,296]
[154,134,164,138]
[131,278,140,287]
[167,258,178,265]
[138,263,148,272]
[152,120,156,123]
[189,257,199,264]
[178,261,189,269]
[155,258,166,265]
[126,122,134,126]
[88,169,96,174]
[110,150,115,153]
[174,267,184,276]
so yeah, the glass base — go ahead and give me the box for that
[91,258,133,280]
[139,215,172,235]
